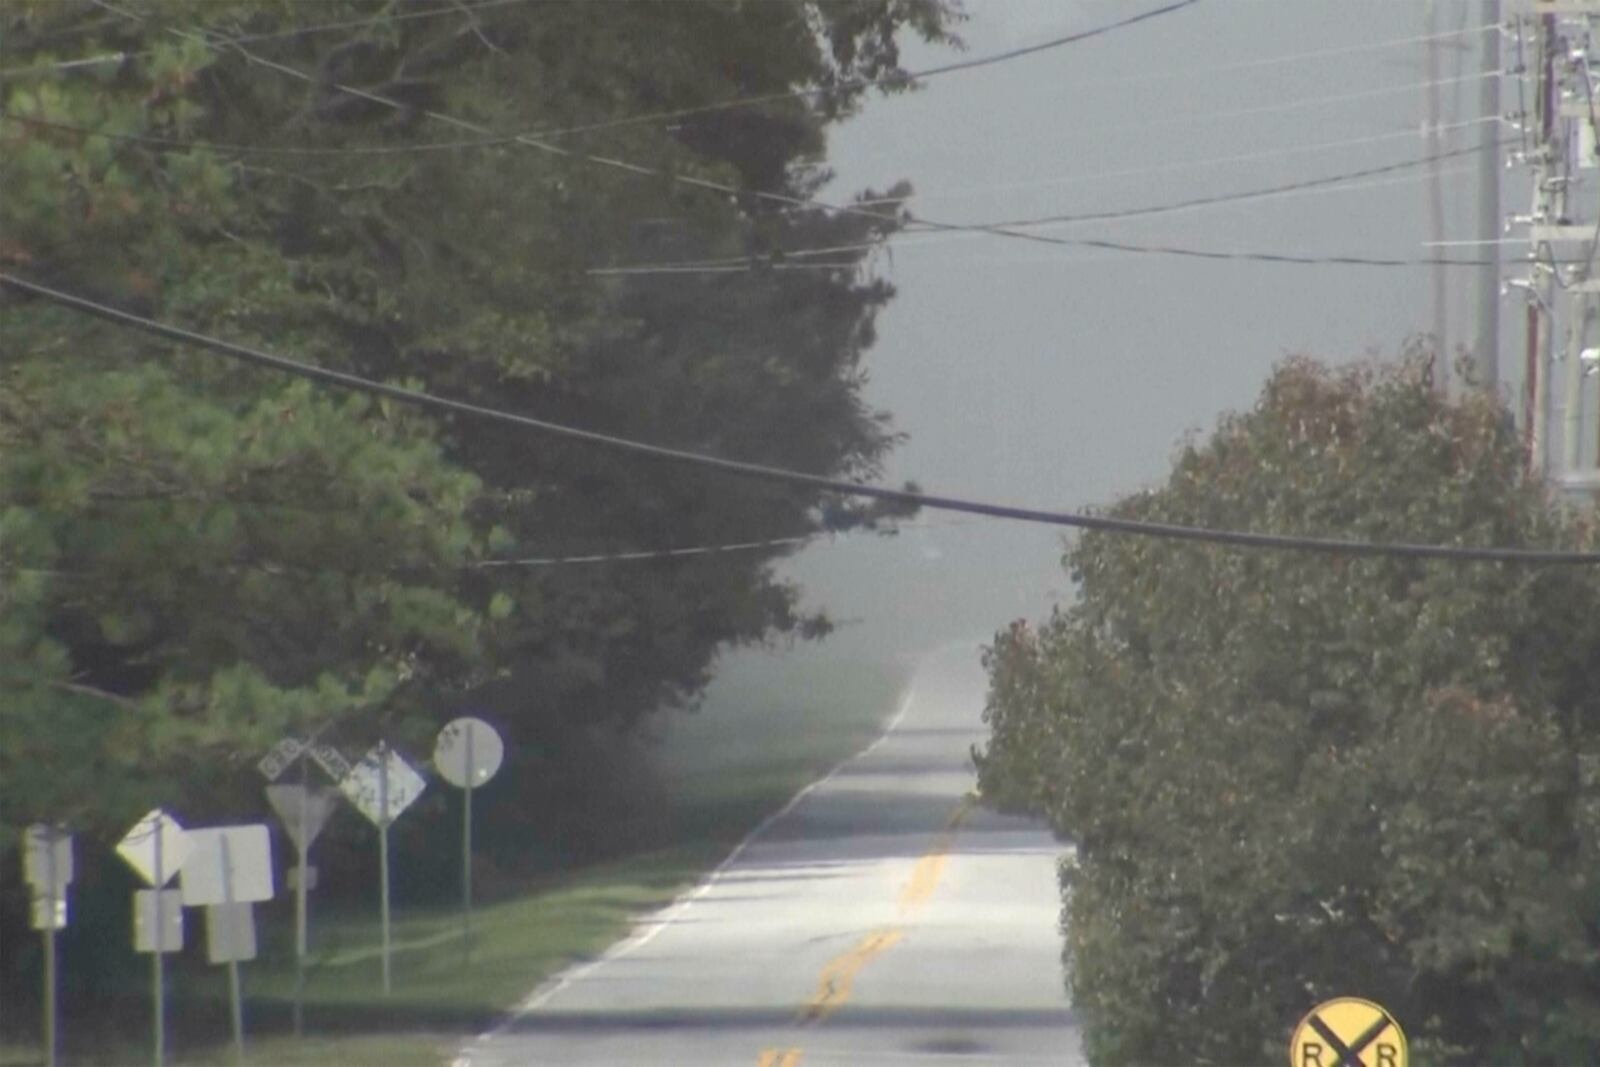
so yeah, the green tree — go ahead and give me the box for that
[2,0,952,835]
[977,353,1600,1065]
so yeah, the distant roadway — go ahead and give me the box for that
[458,644,1084,1066]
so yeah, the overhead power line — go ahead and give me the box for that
[859,115,1501,207]
[587,155,1496,276]
[0,0,1204,158]
[474,516,989,568]
[0,97,1508,270]
[1105,21,1500,88]
[4,272,1597,565]
[475,0,1205,143]
[0,63,1509,161]
[945,142,1504,231]
[0,0,540,79]
[22,21,1521,273]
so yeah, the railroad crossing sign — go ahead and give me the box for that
[258,735,353,784]
[1289,997,1407,1067]
[257,737,305,781]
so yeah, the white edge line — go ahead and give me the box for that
[450,677,919,1067]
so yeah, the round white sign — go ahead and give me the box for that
[433,717,504,789]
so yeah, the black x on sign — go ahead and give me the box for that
[1288,997,1407,1067]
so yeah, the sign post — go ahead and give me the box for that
[339,741,425,994]
[116,809,192,1067]
[24,825,73,1067]
[262,750,342,1036]
[433,718,505,962]
[180,824,274,1067]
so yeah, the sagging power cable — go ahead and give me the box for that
[4,272,1597,565]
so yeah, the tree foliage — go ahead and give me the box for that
[977,354,1600,1065]
[1,0,955,846]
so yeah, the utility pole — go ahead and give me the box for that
[1427,0,1450,380]
[1506,0,1600,498]
[1476,0,1503,389]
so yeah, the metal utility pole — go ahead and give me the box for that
[1427,0,1450,379]
[1528,9,1557,471]
[1506,0,1600,497]
[1476,0,1503,389]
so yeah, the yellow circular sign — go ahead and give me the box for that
[1288,997,1407,1067]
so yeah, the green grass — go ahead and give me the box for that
[2,649,906,1067]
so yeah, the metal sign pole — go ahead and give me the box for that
[462,721,474,963]
[378,740,392,996]
[221,836,245,1066]
[42,835,58,1067]
[152,828,165,1067]
[433,717,502,968]
[293,758,308,1037]
[43,917,57,1067]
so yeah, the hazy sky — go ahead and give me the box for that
[770,0,1514,660]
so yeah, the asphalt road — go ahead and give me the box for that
[458,646,1083,1066]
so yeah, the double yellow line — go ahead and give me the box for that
[757,799,974,1063]
[796,929,905,1024]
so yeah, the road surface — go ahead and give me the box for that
[458,646,1083,1066]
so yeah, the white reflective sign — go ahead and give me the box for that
[180,826,275,906]
[23,825,73,891]
[30,892,67,931]
[257,737,305,782]
[433,717,505,789]
[310,742,353,783]
[204,903,258,964]
[134,889,184,953]
[340,745,426,827]
[116,809,191,887]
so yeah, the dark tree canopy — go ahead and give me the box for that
[0,0,956,842]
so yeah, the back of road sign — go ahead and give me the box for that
[266,784,341,851]
[180,826,275,906]
[433,717,505,789]
[133,890,184,953]
[205,903,258,964]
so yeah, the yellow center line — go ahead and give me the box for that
[756,797,974,1061]
[897,797,971,913]
[797,928,905,1024]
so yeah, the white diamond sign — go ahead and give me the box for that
[339,745,426,827]
[116,809,191,887]
[180,826,275,906]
